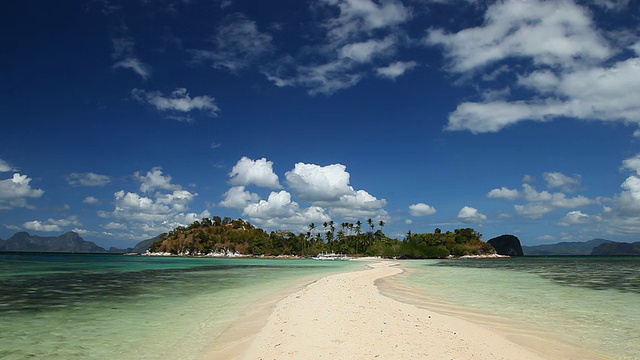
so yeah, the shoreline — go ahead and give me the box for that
[230,261,553,360]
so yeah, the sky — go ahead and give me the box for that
[1,0,640,249]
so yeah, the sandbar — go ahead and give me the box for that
[237,261,550,360]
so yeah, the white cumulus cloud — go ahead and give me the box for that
[22,217,81,233]
[229,157,282,189]
[487,187,521,200]
[285,162,352,202]
[543,172,581,192]
[0,173,44,209]
[242,190,331,232]
[100,167,206,239]
[559,210,591,226]
[219,186,260,210]
[457,206,487,223]
[135,167,181,193]
[409,203,437,216]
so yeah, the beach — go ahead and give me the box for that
[231,261,556,360]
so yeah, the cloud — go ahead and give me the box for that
[111,37,152,80]
[457,206,487,223]
[132,88,219,118]
[409,203,437,216]
[134,167,181,193]
[322,0,411,42]
[22,216,82,233]
[191,14,274,72]
[487,187,521,200]
[83,196,101,205]
[285,163,352,202]
[99,167,207,239]
[229,157,282,189]
[113,58,151,80]
[323,189,388,221]
[606,154,640,223]
[0,173,44,209]
[219,186,260,210]
[242,190,330,232]
[0,159,15,172]
[23,221,61,233]
[282,161,387,219]
[376,60,417,79]
[220,157,388,230]
[338,36,399,63]
[426,1,611,73]
[559,210,591,226]
[543,172,581,192]
[425,1,640,133]
[263,0,411,95]
[515,183,593,218]
[591,0,630,11]
[67,172,111,187]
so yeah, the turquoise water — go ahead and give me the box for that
[391,257,640,359]
[0,253,362,359]
[3,254,639,359]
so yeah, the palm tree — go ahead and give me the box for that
[367,218,374,249]
[308,223,316,256]
[329,221,335,252]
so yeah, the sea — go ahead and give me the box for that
[384,256,640,359]
[0,254,638,359]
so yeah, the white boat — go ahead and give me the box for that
[312,253,350,261]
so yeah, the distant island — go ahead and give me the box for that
[1,216,497,259]
[2,217,637,257]
[522,239,640,256]
[0,232,161,254]
[148,216,497,259]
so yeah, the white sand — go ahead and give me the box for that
[239,261,549,360]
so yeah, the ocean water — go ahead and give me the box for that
[387,257,640,359]
[0,253,362,359]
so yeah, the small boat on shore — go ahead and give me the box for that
[312,253,350,261]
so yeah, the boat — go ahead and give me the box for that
[312,253,350,261]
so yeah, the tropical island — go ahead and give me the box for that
[147,216,497,258]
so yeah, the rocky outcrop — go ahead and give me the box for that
[487,234,523,256]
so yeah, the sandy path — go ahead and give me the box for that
[240,261,546,360]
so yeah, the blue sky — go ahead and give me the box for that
[2,0,640,248]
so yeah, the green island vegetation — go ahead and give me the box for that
[149,216,496,259]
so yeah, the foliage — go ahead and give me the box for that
[149,217,495,259]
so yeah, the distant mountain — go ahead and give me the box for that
[0,232,109,253]
[131,234,164,253]
[591,242,640,256]
[0,232,161,254]
[523,238,614,256]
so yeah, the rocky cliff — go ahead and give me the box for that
[487,234,523,256]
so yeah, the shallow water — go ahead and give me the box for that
[390,257,640,359]
[0,253,361,359]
